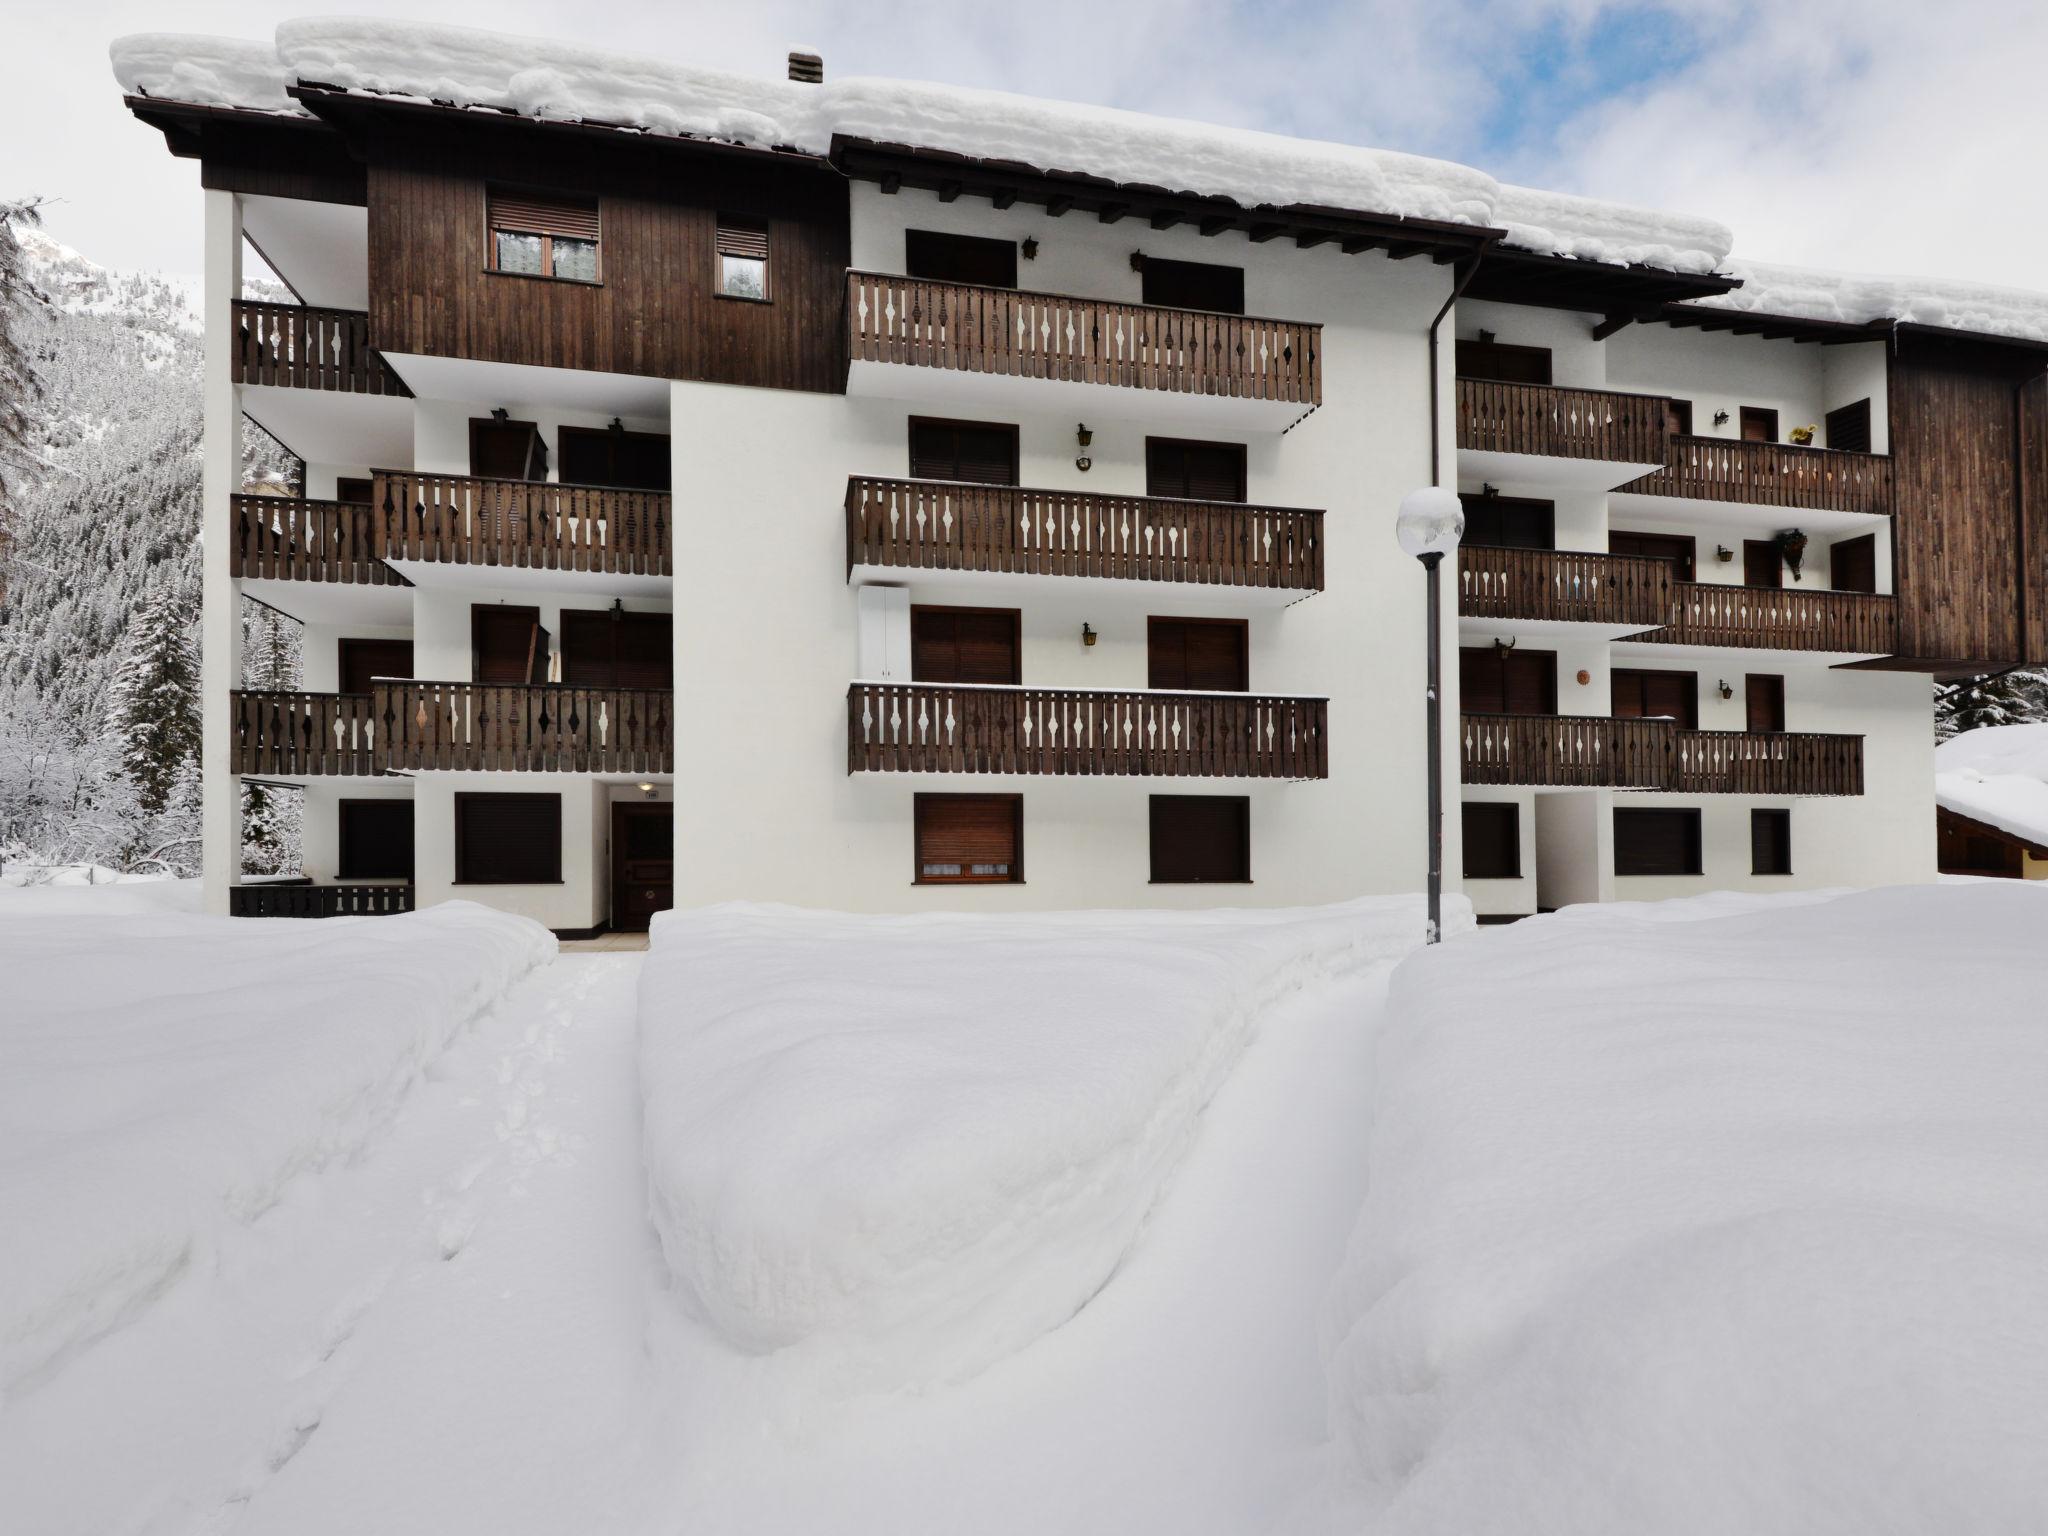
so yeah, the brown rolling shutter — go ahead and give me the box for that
[338,639,413,696]
[1614,808,1702,876]
[1825,399,1872,453]
[1459,647,1504,715]
[1140,258,1245,315]
[1150,795,1251,883]
[1146,439,1247,502]
[1666,399,1694,436]
[1750,809,1792,875]
[1148,618,1248,692]
[912,607,1020,685]
[560,611,672,688]
[905,229,1018,288]
[1459,494,1555,550]
[716,217,769,260]
[455,793,562,885]
[909,419,1018,485]
[1745,675,1786,734]
[489,190,599,241]
[1832,533,1877,594]
[1611,669,1696,728]
[338,799,415,881]
[1455,339,1552,384]
[916,794,1021,883]
[1460,802,1520,880]
[1743,539,1783,589]
[1502,650,1557,715]
[473,605,547,685]
[1740,407,1778,443]
[1611,530,1696,583]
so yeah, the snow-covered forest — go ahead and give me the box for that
[0,210,299,879]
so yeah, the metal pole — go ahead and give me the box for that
[1422,549,1443,944]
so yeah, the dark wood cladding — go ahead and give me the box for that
[231,495,409,586]
[230,883,415,918]
[376,681,673,774]
[848,273,1321,406]
[377,471,671,576]
[1621,434,1893,515]
[1456,378,1669,464]
[1457,546,1671,626]
[367,148,848,391]
[1460,712,1863,795]
[846,476,1323,590]
[232,690,379,775]
[1639,583,1897,654]
[233,301,411,394]
[848,683,1328,778]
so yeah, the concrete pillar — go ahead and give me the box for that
[201,189,244,915]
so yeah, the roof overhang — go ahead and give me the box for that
[1936,802,2048,859]
[1458,247,1739,323]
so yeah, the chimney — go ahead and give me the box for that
[788,51,824,84]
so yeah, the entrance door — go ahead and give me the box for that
[1743,539,1783,589]
[611,801,673,932]
[911,606,1021,685]
[470,417,547,480]
[1746,674,1786,734]
[1148,617,1249,691]
[560,610,673,687]
[1833,533,1877,593]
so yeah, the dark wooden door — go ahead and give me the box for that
[1145,438,1247,502]
[1148,795,1250,882]
[559,610,672,687]
[1460,494,1555,550]
[1833,533,1877,593]
[1740,407,1778,443]
[610,802,673,932]
[1743,539,1783,589]
[1140,258,1244,315]
[558,427,671,490]
[472,605,548,684]
[905,229,1018,288]
[337,799,414,881]
[1611,668,1698,728]
[1611,530,1697,582]
[1459,647,1557,715]
[1148,618,1249,691]
[912,607,1021,684]
[1455,339,1552,384]
[1746,674,1786,734]
[337,638,413,696]
[470,417,547,479]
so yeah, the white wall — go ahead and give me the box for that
[1533,790,1610,909]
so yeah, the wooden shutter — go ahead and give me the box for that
[1743,539,1782,589]
[1825,399,1872,453]
[1459,647,1505,715]
[489,190,599,241]
[1832,532,1877,594]
[1460,802,1520,879]
[909,419,1018,485]
[1149,796,1251,883]
[716,217,769,260]
[1740,407,1778,443]
[1667,399,1694,436]
[1502,650,1557,715]
[1140,258,1245,315]
[1145,439,1247,502]
[912,607,1020,685]
[338,799,415,881]
[1459,494,1555,550]
[1455,339,1552,384]
[1611,669,1696,728]
[1611,530,1696,582]
[1745,675,1785,734]
[1148,618,1248,691]
[337,638,413,696]
[335,476,374,506]
[470,418,546,481]
[560,612,673,688]
[904,229,1018,288]
[473,605,545,685]
[915,794,1021,883]
[1750,809,1792,876]
[455,793,562,885]
[1614,808,1701,876]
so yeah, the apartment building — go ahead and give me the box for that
[116,24,2048,928]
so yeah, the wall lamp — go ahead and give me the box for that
[1082,623,1098,648]
[1716,544,1735,563]
[1713,409,1731,428]
[1021,236,1039,260]
[1075,423,1094,472]
[637,782,658,797]
[1717,680,1734,700]
[1492,636,1517,659]
[1129,250,1147,272]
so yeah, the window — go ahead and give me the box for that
[335,476,374,506]
[1826,398,1873,453]
[1745,675,1786,735]
[1614,808,1702,876]
[338,799,414,881]
[1666,398,1694,437]
[1742,539,1783,590]
[1832,532,1877,595]
[1751,809,1792,876]
[558,426,671,491]
[337,638,413,697]
[1461,802,1521,879]
[912,606,1021,685]
[1455,338,1552,384]
[1459,494,1555,550]
[472,605,549,685]
[1140,258,1244,315]
[905,229,1018,288]
[1459,646,1557,716]
[908,418,1019,485]
[1150,796,1251,883]
[455,793,562,885]
[1145,438,1247,502]
[1610,530,1697,583]
[1740,406,1779,443]
[1148,617,1249,692]
[469,417,547,481]
[488,189,599,282]
[716,216,770,300]
[559,610,673,688]
[915,794,1021,883]
[1611,669,1698,730]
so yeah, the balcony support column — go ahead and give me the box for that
[201,189,244,915]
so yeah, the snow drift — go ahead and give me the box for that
[1322,884,2048,1534]
[1936,722,2048,849]
[637,897,1460,1391]
[0,902,554,1397]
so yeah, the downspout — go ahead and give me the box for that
[1427,238,1498,487]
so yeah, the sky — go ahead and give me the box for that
[9,0,2048,291]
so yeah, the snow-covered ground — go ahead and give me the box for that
[0,866,200,913]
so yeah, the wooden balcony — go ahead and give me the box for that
[847,272,1321,410]
[1458,546,1671,626]
[230,495,409,586]
[848,683,1328,779]
[1620,435,1893,515]
[1460,712,1865,796]
[231,690,379,776]
[1640,584,1897,654]
[230,883,415,918]
[846,476,1324,591]
[376,471,672,577]
[374,681,673,774]
[231,300,410,396]
[1456,378,1670,465]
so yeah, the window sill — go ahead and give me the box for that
[715,291,774,305]
[1148,879,1254,886]
[482,268,604,289]
[450,880,566,888]
[913,879,1025,887]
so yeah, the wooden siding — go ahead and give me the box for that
[376,471,671,576]
[848,683,1328,778]
[1638,583,1898,654]
[367,153,848,391]
[1461,713,1864,795]
[2023,372,2048,664]
[1457,546,1672,626]
[846,476,1323,590]
[231,495,409,586]
[231,690,379,776]
[375,682,673,774]
[230,884,415,917]
[1455,378,1669,464]
[232,301,410,394]
[1620,435,1894,515]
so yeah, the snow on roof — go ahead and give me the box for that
[1936,722,2048,779]
[109,31,298,115]
[1935,724,2048,849]
[1492,183,1728,277]
[1699,258,2048,347]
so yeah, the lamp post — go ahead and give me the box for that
[1396,487,1465,945]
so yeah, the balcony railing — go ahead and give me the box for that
[231,690,379,776]
[1456,378,1670,464]
[374,681,673,774]
[230,883,416,918]
[1460,712,1864,795]
[1621,435,1893,515]
[848,682,1328,779]
[376,471,672,577]
[231,300,410,396]
[848,272,1321,407]
[845,476,1324,591]
[1644,583,1897,654]
[230,495,409,586]
[1457,546,1672,626]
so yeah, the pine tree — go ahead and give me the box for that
[106,587,200,812]
[0,199,49,594]
[1937,668,2048,740]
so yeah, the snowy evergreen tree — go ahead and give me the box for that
[106,587,200,813]
[1936,668,2048,740]
[0,198,48,587]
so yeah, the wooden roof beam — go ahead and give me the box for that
[1198,214,1237,237]
[1339,235,1381,255]
[990,187,1018,210]
[1248,223,1286,243]
[1149,209,1185,231]
[1295,231,1335,250]
[878,172,902,194]
[938,180,963,203]
[1098,202,1131,225]
[1044,194,1075,217]
[1591,311,1636,342]
[1383,242,1431,261]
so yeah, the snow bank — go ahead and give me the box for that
[637,896,1460,1391]
[0,867,200,914]
[1323,885,2048,1533]
[1701,257,2048,345]
[0,902,553,1396]
[1936,720,2048,779]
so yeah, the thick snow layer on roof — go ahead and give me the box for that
[1702,257,2048,344]
[1935,724,2048,847]
[109,31,298,114]
[1935,721,2048,778]
[1493,183,1729,276]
